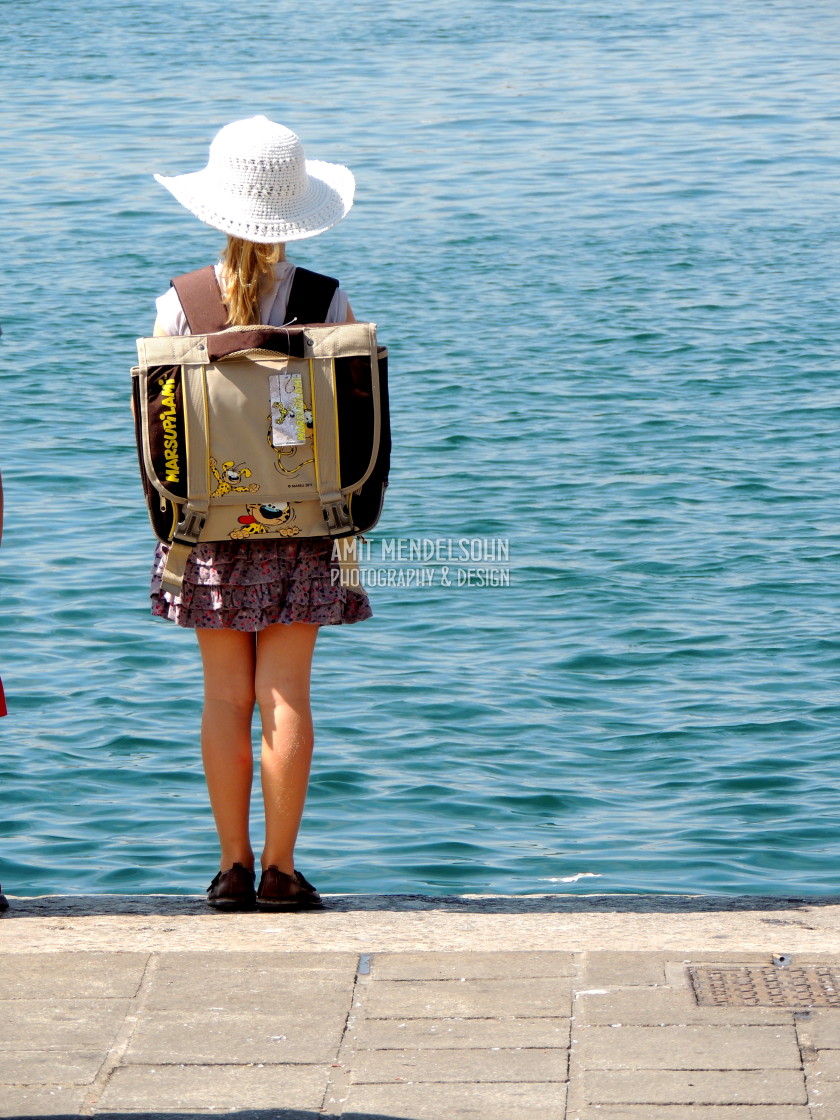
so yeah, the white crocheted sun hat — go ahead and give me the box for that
[154,116,355,243]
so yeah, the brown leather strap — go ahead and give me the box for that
[171,263,339,334]
[170,266,229,334]
[205,327,308,361]
[284,267,339,325]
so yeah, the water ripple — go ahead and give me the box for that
[2,0,840,895]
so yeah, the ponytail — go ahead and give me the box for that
[220,236,284,326]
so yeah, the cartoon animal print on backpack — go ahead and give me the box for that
[210,458,261,497]
[229,503,301,539]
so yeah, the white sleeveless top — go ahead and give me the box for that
[154,259,350,336]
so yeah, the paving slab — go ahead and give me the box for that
[0,1050,104,1085]
[793,1008,840,1049]
[809,1078,840,1110]
[0,1086,88,1117]
[350,1045,569,1084]
[149,949,359,977]
[582,1068,808,1105]
[95,1062,329,1111]
[361,977,572,1019]
[91,1112,323,1120]
[0,951,148,998]
[568,1108,811,1119]
[92,1113,320,1120]
[343,1080,568,1119]
[123,1009,350,1064]
[574,1024,802,1070]
[809,1048,840,1078]
[0,998,131,1050]
[144,975,354,1017]
[371,949,575,980]
[574,985,794,1025]
[145,950,356,1010]
[144,956,356,1017]
[351,1014,571,1049]
[581,952,668,987]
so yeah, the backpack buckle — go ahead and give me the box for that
[322,498,353,534]
[173,508,206,546]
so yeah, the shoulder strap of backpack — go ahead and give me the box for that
[170,266,228,334]
[285,267,340,325]
[170,263,340,335]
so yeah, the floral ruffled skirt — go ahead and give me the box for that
[150,537,372,631]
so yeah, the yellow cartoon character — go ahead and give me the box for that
[272,401,313,429]
[210,458,260,497]
[229,502,301,539]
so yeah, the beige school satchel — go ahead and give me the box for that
[132,267,390,595]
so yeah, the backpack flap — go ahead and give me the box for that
[133,322,389,595]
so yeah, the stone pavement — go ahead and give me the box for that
[2,893,840,1118]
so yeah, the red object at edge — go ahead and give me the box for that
[0,677,7,717]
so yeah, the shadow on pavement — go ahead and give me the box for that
[1,891,837,919]
[6,1114,403,1120]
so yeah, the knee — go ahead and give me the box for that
[204,688,256,721]
[254,679,310,720]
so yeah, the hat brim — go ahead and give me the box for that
[154,158,355,243]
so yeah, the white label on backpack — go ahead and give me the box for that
[269,372,308,448]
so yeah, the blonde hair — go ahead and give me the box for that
[219,237,284,326]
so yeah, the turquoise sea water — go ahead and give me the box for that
[2,0,840,896]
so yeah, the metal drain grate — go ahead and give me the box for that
[689,965,840,1008]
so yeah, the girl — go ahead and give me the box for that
[150,116,371,911]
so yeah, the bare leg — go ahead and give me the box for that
[196,628,257,871]
[255,622,319,874]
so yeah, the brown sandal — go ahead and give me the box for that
[257,867,323,911]
[206,863,256,911]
